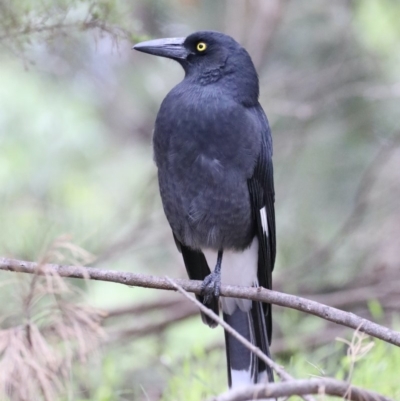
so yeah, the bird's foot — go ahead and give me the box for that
[201,270,221,305]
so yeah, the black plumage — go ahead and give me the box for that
[134,30,276,388]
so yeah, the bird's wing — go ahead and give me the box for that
[247,103,276,343]
[173,235,219,327]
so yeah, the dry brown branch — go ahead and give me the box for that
[1,257,399,347]
[209,378,393,401]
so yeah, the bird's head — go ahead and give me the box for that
[133,31,259,103]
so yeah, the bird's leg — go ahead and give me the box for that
[201,249,223,304]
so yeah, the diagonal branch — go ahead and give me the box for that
[165,277,316,401]
[165,278,292,381]
[1,257,399,347]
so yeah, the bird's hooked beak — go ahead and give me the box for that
[132,37,188,60]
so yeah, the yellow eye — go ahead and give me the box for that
[196,42,207,52]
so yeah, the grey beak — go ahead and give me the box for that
[132,37,188,60]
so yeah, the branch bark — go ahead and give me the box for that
[209,378,393,401]
[1,257,400,347]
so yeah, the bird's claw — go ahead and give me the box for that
[201,271,221,305]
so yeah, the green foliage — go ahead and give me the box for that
[348,340,400,399]
[355,0,400,53]
[281,336,400,400]
[159,335,400,400]
[161,351,225,401]
[368,299,385,320]
[76,357,120,401]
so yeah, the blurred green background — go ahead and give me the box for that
[1,0,400,400]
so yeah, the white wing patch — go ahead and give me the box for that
[260,206,268,237]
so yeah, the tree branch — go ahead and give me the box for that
[209,378,393,401]
[1,257,399,347]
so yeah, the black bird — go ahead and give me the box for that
[133,31,276,388]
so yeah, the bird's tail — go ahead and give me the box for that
[223,300,274,388]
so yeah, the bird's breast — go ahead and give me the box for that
[158,150,254,250]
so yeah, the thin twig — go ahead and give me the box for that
[1,257,399,347]
[0,19,131,43]
[209,378,393,401]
